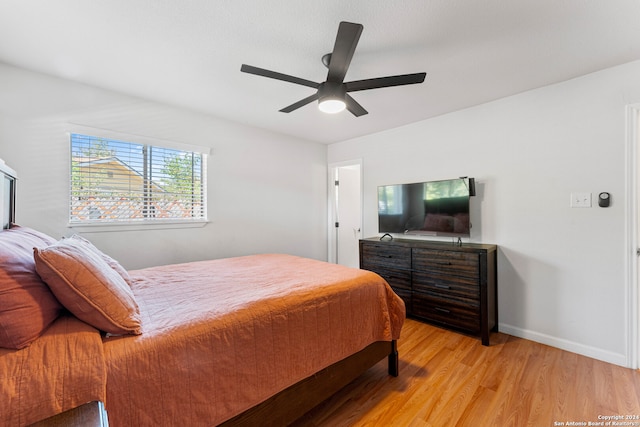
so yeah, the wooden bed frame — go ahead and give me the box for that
[222,340,398,426]
[0,162,400,426]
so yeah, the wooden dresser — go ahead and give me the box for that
[360,237,498,345]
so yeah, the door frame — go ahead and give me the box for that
[625,103,640,369]
[327,159,363,264]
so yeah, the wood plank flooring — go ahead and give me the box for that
[291,319,640,427]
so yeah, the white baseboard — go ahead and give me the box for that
[498,323,628,368]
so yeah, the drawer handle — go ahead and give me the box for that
[435,307,451,314]
[435,261,452,266]
[435,284,450,289]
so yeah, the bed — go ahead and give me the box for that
[0,162,405,426]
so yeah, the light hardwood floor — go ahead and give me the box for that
[292,319,640,427]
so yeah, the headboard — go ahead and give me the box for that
[0,160,17,229]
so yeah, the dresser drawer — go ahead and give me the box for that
[361,243,411,270]
[412,270,479,303]
[412,249,479,279]
[366,266,411,291]
[411,294,479,333]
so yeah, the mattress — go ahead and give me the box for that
[102,254,405,426]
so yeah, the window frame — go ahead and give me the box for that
[67,126,210,232]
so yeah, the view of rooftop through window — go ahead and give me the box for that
[69,133,206,224]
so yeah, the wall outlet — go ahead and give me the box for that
[570,192,592,208]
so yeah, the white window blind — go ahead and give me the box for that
[70,133,206,225]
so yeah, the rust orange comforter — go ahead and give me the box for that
[104,254,405,426]
[0,315,106,426]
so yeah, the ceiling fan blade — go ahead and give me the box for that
[326,22,363,83]
[345,94,368,117]
[345,72,426,92]
[241,64,320,89]
[279,93,319,113]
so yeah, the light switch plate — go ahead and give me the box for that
[570,192,592,208]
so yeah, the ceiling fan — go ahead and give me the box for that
[240,21,426,117]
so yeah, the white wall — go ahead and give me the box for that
[4,58,640,367]
[329,60,640,367]
[0,63,328,269]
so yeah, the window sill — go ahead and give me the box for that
[68,220,209,233]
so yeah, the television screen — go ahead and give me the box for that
[378,178,471,237]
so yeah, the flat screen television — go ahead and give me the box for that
[378,178,472,237]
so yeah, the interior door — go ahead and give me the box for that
[328,161,362,268]
[625,102,640,369]
[634,104,640,369]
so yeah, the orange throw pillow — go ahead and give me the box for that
[34,238,142,335]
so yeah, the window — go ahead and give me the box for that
[70,133,207,225]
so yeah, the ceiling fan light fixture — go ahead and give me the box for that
[317,81,346,114]
[318,98,346,114]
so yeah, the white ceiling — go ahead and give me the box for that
[1,0,639,144]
